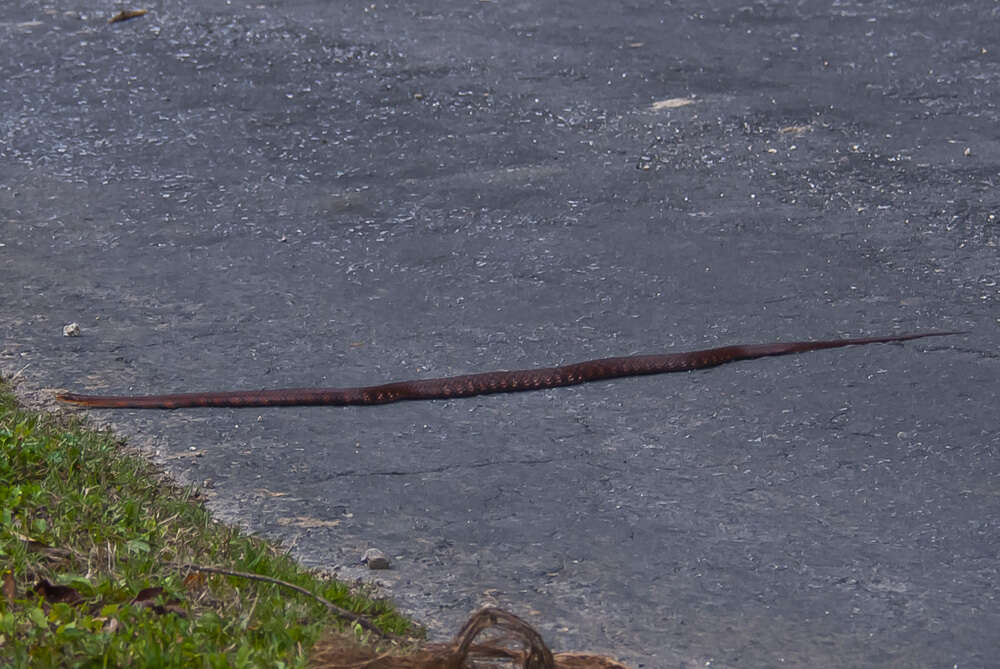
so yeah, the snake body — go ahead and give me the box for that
[56,331,962,410]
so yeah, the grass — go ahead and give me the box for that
[0,378,417,668]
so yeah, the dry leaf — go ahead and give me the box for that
[650,97,694,110]
[310,607,632,668]
[554,652,631,668]
[132,586,163,603]
[183,571,206,589]
[131,586,187,618]
[32,578,83,604]
[778,124,811,135]
[109,9,147,24]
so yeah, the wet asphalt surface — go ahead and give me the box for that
[2,1,998,666]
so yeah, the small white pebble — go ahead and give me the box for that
[63,322,81,337]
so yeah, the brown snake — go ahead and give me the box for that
[56,331,963,410]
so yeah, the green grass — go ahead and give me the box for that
[0,379,416,668]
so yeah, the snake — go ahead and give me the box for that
[56,331,963,410]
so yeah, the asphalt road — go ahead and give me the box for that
[2,1,997,666]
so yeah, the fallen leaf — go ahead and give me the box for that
[32,578,82,604]
[779,124,811,135]
[555,652,632,668]
[132,586,163,603]
[131,586,187,618]
[183,571,206,589]
[309,607,634,668]
[109,9,147,24]
[650,97,695,110]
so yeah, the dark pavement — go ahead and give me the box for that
[2,1,997,666]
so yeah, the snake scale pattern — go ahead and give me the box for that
[56,331,961,410]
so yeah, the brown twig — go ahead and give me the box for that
[309,607,632,668]
[167,562,398,640]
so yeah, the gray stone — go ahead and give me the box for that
[362,548,390,570]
